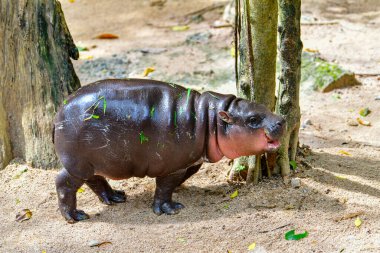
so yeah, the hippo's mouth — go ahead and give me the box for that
[265,132,281,151]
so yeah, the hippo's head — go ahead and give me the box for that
[217,99,285,159]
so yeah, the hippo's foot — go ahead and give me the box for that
[62,209,90,224]
[86,175,127,205]
[98,189,127,205]
[152,200,185,215]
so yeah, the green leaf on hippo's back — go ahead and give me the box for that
[150,106,155,118]
[359,107,371,117]
[230,190,238,199]
[289,160,297,170]
[139,131,149,144]
[284,229,308,241]
[103,97,107,115]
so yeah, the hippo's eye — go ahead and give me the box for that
[248,115,262,127]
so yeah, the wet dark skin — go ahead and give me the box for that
[54,79,285,223]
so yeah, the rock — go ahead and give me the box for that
[375,96,380,100]
[291,178,301,188]
[300,52,360,92]
[346,118,359,126]
[186,32,212,44]
[301,119,312,128]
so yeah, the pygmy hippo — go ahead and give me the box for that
[54,79,285,223]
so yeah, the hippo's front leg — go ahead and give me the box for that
[152,170,187,215]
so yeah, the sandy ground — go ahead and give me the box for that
[0,0,379,252]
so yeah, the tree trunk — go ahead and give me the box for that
[232,0,278,184]
[0,0,80,169]
[276,0,302,181]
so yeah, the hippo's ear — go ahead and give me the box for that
[218,111,234,124]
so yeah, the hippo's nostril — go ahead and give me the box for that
[276,119,285,127]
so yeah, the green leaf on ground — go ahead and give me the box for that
[289,160,297,170]
[354,217,362,227]
[285,229,308,240]
[63,99,68,105]
[13,168,28,179]
[248,242,256,250]
[235,164,246,172]
[230,190,238,199]
[359,107,371,117]
[171,25,189,31]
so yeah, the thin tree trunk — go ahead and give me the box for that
[0,0,80,169]
[276,0,302,181]
[233,0,278,184]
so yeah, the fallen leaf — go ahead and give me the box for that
[13,167,28,179]
[230,190,238,199]
[357,117,371,126]
[304,48,319,53]
[334,211,364,222]
[88,240,112,247]
[335,175,347,180]
[95,33,119,39]
[248,242,256,250]
[77,187,85,193]
[76,46,89,52]
[63,99,68,105]
[15,209,32,222]
[177,237,187,243]
[171,25,190,31]
[359,107,371,117]
[79,53,94,60]
[42,250,46,253]
[354,217,362,227]
[230,45,236,57]
[285,229,308,241]
[16,198,20,204]
[69,0,75,3]
[143,67,155,77]
[332,94,341,100]
[338,150,352,156]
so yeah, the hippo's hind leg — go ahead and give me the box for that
[55,168,89,223]
[85,175,126,205]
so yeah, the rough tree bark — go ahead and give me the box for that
[276,0,302,180]
[230,0,278,184]
[0,0,80,169]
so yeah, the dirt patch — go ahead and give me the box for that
[0,0,379,252]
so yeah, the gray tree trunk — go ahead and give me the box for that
[276,0,302,180]
[232,0,278,184]
[0,0,80,169]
